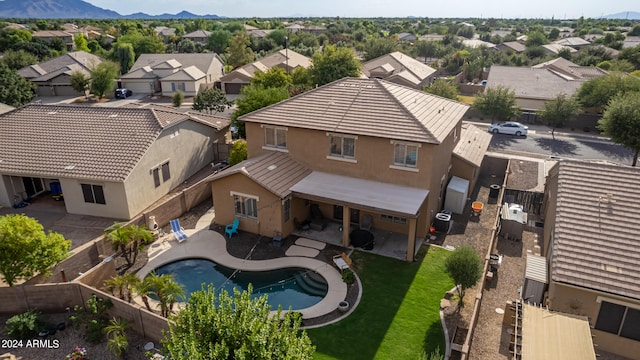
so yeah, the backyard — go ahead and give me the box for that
[309,246,454,360]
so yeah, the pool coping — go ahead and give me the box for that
[137,228,348,320]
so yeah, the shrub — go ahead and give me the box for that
[172,91,184,107]
[228,139,248,165]
[341,269,355,284]
[5,310,41,339]
[69,294,113,343]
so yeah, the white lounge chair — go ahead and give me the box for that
[170,219,188,243]
[332,253,352,273]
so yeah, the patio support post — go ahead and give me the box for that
[407,217,417,262]
[342,205,351,247]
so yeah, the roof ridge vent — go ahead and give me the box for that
[109,114,118,118]
[47,111,58,115]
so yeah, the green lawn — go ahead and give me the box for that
[308,246,453,360]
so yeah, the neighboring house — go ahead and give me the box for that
[304,25,326,35]
[552,37,591,50]
[0,104,230,219]
[285,24,305,32]
[220,49,311,94]
[622,36,640,49]
[18,51,102,97]
[490,29,514,38]
[461,38,496,49]
[181,30,211,45]
[495,41,526,53]
[243,24,259,31]
[397,32,417,43]
[542,160,640,359]
[155,26,176,43]
[209,78,488,262]
[541,43,578,56]
[249,29,273,39]
[31,30,74,50]
[120,53,225,97]
[362,51,437,90]
[419,34,445,42]
[486,60,604,112]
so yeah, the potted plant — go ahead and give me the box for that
[338,301,350,313]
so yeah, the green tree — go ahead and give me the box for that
[444,246,482,303]
[473,86,519,123]
[207,29,232,54]
[576,72,640,110]
[0,49,38,70]
[425,78,460,100]
[618,45,640,70]
[310,45,361,86]
[104,273,140,303]
[363,37,398,61]
[113,42,135,74]
[598,91,640,166]
[70,70,90,98]
[172,91,184,107]
[228,139,248,166]
[524,31,548,47]
[0,214,71,286]
[0,62,35,107]
[227,31,255,68]
[89,61,119,99]
[162,284,315,360]
[191,87,233,114]
[74,33,90,52]
[540,94,582,139]
[133,277,153,312]
[252,67,292,88]
[104,223,153,268]
[415,40,440,63]
[231,85,289,138]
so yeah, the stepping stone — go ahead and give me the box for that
[295,237,326,250]
[285,245,320,257]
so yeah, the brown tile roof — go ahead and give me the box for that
[453,124,492,167]
[209,152,311,198]
[362,51,436,88]
[532,57,608,80]
[550,160,640,300]
[126,54,223,78]
[126,103,231,131]
[0,104,225,182]
[240,78,469,144]
[220,49,311,82]
[487,66,585,101]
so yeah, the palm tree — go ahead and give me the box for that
[104,275,127,300]
[104,317,129,358]
[122,273,140,303]
[146,272,185,317]
[105,223,153,267]
[133,277,153,312]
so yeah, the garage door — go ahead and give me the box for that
[224,83,244,94]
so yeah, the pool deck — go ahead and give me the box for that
[138,228,348,320]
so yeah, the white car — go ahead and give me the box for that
[488,122,528,136]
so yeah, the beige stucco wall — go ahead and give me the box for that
[542,164,560,256]
[123,121,219,219]
[211,172,284,237]
[450,156,478,195]
[122,79,156,95]
[245,122,459,237]
[161,78,205,97]
[62,177,129,219]
[548,282,640,359]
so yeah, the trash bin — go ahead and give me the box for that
[489,184,501,199]
[434,212,451,232]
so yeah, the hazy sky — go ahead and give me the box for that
[85,0,638,19]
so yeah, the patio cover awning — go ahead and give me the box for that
[521,303,596,360]
[290,171,429,217]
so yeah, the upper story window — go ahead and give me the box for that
[264,126,287,149]
[393,142,418,168]
[329,134,355,158]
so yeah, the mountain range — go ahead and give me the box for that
[0,0,221,19]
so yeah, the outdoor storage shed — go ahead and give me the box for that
[522,254,548,305]
[499,202,527,241]
[444,176,469,214]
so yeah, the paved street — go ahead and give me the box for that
[467,121,635,165]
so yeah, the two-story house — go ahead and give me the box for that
[542,160,640,359]
[210,78,490,261]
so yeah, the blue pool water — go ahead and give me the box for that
[149,258,328,310]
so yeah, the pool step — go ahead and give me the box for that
[294,272,328,297]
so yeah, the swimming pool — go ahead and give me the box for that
[149,258,329,310]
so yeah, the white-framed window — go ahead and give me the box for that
[283,198,291,222]
[393,143,418,167]
[234,194,258,219]
[264,126,287,149]
[595,300,640,341]
[81,184,105,205]
[329,134,355,158]
[381,214,407,224]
